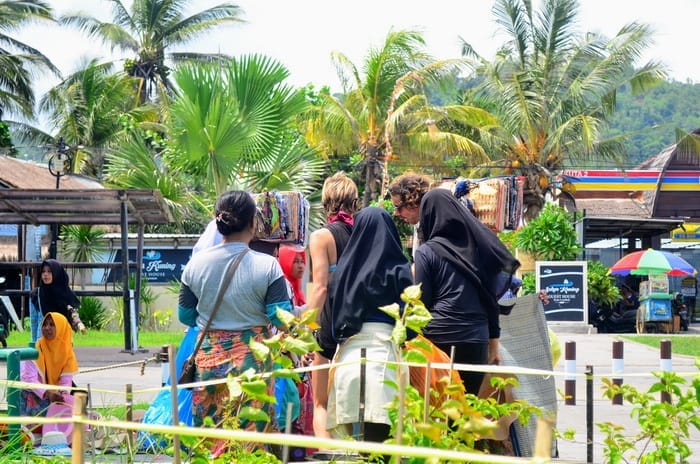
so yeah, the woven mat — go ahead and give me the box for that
[499,294,557,457]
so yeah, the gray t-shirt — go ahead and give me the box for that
[180,241,289,331]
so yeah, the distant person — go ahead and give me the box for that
[278,244,307,314]
[20,313,79,444]
[307,171,358,438]
[323,207,413,442]
[29,259,86,343]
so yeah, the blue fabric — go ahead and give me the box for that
[137,327,199,451]
[274,374,300,429]
[29,301,41,344]
[266,300,293,327]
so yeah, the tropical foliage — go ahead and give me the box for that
[302,29,496,205]
[60,0,243,102]
[0,0,58,119]
[461,0,667,220]
[39,59,153,177]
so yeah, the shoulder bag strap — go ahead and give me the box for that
[190,247,249,357]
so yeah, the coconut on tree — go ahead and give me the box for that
[462,0,667,221]
[60,0,244,103]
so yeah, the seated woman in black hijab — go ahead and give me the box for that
[320,207,413,443]
[414,188,519,395]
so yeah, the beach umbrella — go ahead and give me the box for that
[609,249,697,276]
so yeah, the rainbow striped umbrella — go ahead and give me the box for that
[609,249,697,276]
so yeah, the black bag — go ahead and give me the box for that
[178,357,196,386]
[177,249,248,388]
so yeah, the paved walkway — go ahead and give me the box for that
[549,322,700,463]
[2,323,699,463]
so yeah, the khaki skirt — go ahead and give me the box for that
[326,322,404,435]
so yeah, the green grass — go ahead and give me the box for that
[622,335,700,357]
[7,329,185,348]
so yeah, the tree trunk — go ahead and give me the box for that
[362,142,384,207]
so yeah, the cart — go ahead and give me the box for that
[635,293,673,334]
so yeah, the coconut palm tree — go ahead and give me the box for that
[461,0,667,220]
[39,58,155,178]
[0,0,59,119]
[301,29,496,206]
[60,0,243,103]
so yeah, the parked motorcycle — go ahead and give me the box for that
[589,301,638,333]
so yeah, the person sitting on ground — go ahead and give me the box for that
[29,259,86,344]
[20,312,78,444]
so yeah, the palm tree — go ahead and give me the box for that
[0,0,59,119]
[39,58,154,177]
[166,55,313,196]
[461,0,667,220]
[105,55,326,232]
[60,0,244,102]
[301,29,496,206]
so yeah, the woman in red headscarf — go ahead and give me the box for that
[278,245,307,312]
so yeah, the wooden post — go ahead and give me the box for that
[72,392,87,464]
[659,339,672,403]
[168,344,181,464]
[126,384,133,453]
[612,340,624,405]
[564,341,576,405]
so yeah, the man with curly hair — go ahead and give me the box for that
[387,173,435,259]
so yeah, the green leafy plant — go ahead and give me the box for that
[514,203,581,261]
[598,367,700,463]
[77,296,108,330]
[587,260,621,309]
[380,285,543,462]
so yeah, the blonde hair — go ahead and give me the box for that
[322,172,358,216]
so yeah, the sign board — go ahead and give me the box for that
[102,248,192,284]
[536,261,588,323]
[671,223,700,242]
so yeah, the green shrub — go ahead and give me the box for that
[78,296,108,330]
[514,203,581,261]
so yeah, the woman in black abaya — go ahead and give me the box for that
[414,188,519,394]
[322,207,413,443]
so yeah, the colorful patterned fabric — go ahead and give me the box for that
[192,327,275,432]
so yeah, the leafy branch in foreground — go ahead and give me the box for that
[599,366,700,464]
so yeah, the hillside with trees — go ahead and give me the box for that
[607,80,700,166]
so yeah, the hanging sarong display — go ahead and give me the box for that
[252,191,310,246]
[466,177,523,232]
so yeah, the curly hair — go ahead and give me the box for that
[388,173,433,208]
[322,171,359,217]
[214,190,256,236]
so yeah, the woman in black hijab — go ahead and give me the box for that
[30,259,85,343]
[415,188,519,394]
[322,207,413,443]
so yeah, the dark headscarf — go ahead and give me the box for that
[419,189,520,313]
[30,259,81,313]
[327,207,413,343]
